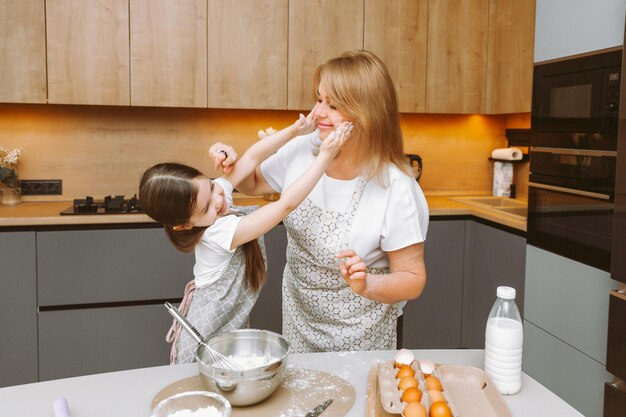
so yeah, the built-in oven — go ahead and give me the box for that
[527,147,616,272]
[532,49,621,150]
[529,49,621,272]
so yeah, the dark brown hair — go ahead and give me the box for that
[139,163,265,291]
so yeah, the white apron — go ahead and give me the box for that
[281,177,399,353]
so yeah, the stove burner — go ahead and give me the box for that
[60,194,144,215]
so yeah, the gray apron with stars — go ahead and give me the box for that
[282,177,399,353]
[175,205,265,363]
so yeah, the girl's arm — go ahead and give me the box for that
[336,243,427,304]
[211,105,318,189]
[230,123,352,249]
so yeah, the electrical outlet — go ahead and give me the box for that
[21,179,63,195]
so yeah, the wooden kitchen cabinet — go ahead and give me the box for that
[0,0,46,104]
[287,0,364,110]
[403,220,465,348]
[130,0,207,107]
[249,224,288,334]
[484,0,535,114]
[207,0,288,109]
[426,0,490,114]
[364,0,428,113]
[0,232,38,388]
[46,0,130,105]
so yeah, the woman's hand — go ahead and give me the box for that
[208,143,237,174]
[293,103,319,136]
[336,249,367,296]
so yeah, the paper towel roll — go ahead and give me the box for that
[491,147,523,161]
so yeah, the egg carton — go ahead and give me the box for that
[376,360,459,416]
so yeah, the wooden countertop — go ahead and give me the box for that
[0,195,527,231]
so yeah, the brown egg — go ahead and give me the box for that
[428,389,444,404]
[396,365,416,379]
[398,375,419,390]
[401,386,423,403]
[429,401,452,417]
[403,401,427,417]
[425,375,443,391]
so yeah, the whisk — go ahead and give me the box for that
[164,302,243,370]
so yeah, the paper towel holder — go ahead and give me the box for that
[488,154,529,162]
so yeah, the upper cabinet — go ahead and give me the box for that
[130,0,207,107]
[426,0,490,114]
[485,0,535,114]
[47,0,130,105]
[364,0,428,113]
[0,0,536,114]
[0,0,46,104]
[207,0,288,109]
[288,0,364,111]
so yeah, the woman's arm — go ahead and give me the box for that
[337,243,427,304]
[231,123,352,249]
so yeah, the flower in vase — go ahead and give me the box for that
[0,146,23,188]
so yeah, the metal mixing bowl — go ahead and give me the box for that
[195,329,290,406]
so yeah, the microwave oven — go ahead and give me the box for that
[531,49,622,151]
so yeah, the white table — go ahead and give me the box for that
[0,349,583,416]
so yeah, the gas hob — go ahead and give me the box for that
[60,195,143,215]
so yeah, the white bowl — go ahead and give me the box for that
[151,391,231,417]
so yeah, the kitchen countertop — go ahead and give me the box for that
[0,349,581,417]
[0,195,527,231]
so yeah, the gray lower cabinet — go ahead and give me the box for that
[462,221,526,348]
[250,224,287,334]
[36,227,194,381]
[403,220,465,348]
[523,245,619,417]
[39,304,173,380]
[403,219,526,349]
[0,232,38,388]
[37,228,194,305]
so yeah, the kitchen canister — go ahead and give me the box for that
[484,286,523,394]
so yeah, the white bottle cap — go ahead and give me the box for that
[497,286,516,299]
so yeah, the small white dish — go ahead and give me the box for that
[151,390,231,417]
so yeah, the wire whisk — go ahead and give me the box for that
[164,302,243,370]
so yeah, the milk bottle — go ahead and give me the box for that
[484,286,523,394]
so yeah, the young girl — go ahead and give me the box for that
[139,113,352,363]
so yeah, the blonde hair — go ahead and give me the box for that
[313,50,412,183]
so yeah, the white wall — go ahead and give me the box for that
[535,0,626,62]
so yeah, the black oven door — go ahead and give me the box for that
[527,181,614,272]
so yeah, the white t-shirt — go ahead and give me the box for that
[193,177,241,288]
[260,132,429,268]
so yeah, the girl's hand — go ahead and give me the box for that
[208,143,237,174]
[293,103,319,136]
[336,249,367,296]
[319,122,353,158]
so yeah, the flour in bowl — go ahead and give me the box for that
[224,353,274,369]
[167,405,222,417]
